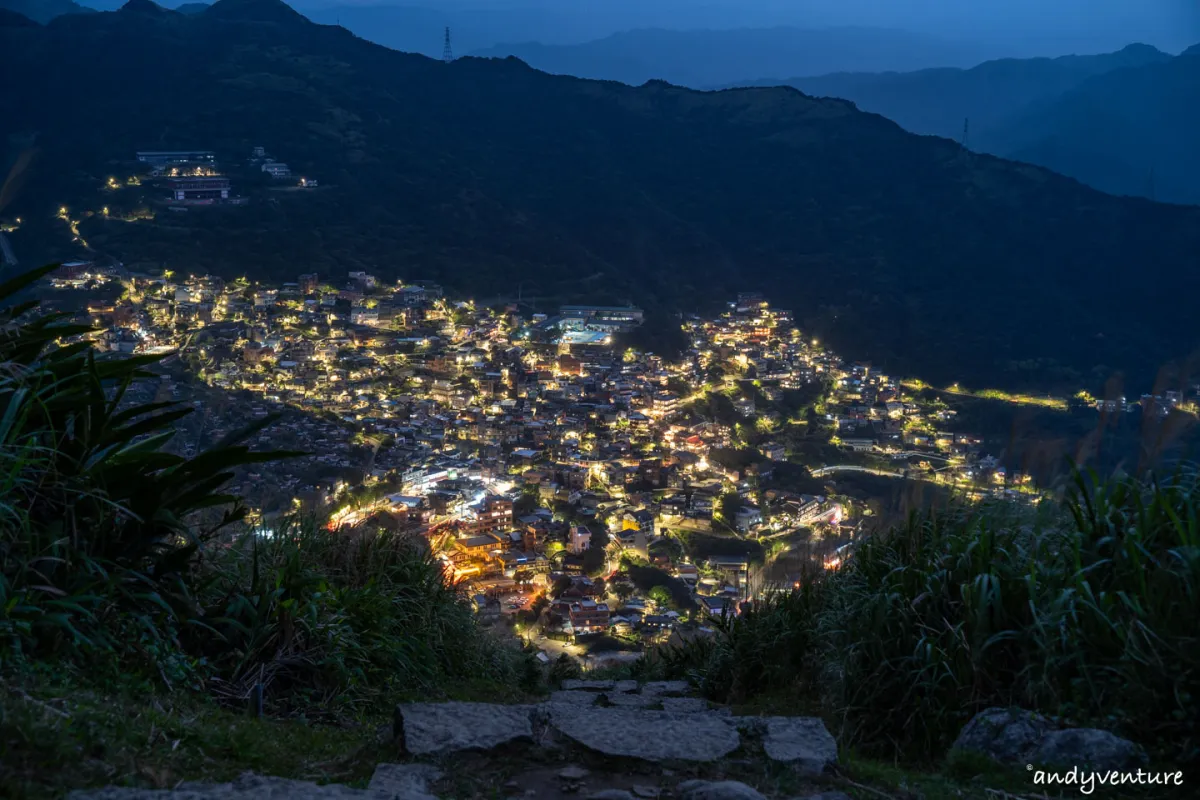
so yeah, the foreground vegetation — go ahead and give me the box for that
[643,469,1200,769]
[3,262,1197,797]
[0,264,534,794]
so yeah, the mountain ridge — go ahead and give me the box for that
[0,0,91,23]
[2,1,1198,391]
[724,43,1172,136]
[466,26,1006,87]
[724,43,1198,204]
[980,49,1200,204]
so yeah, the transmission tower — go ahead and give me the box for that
[443,27,454,63]
[961,117,970,148]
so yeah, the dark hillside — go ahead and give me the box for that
[1,0,1198,391]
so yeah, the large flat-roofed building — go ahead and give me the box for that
[137,150,216,167]
[167,177,230,201]
[559,305,644,332]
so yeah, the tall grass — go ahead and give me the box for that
[653,469,1200,766]
[0,265,528,711]
[195,521,526,712]
[649,582,823,704]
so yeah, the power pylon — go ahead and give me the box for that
[443,27,454,63]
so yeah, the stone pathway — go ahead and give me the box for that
[72,682,843,800]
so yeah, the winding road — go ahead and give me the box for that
[810,464,906,478]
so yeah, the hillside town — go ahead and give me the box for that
[43,260,1187,664]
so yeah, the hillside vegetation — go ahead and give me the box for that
[747,44,1170,146]
[1,262,1197,796]
[734,44,1200,206]
[642,471,1200,768]
[0,263,532,796]
[2,1,1200,392]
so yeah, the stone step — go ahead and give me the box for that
[390,700,838,775]
[68,770,438,799]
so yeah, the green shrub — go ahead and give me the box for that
[0,264,292,669]
[651,584,822,703]
[0,264,528,711]
[653,468,1200,765]
[195,520,526,711]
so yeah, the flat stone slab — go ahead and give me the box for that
[759,717,838,775]
[69,773,393,799]
[562,679,616,691]
[613,679,640,693]
[677,780,767,800]
[604,691,660,708]
[395,702,534,755]
[549,690,601,706]
[640,681,691,697]
[368,764,441,799]
[661,697,708,714]
[548,706,741,761]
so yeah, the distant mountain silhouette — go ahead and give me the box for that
[729,44,1199,204]
[0,6,38,24]
[0,0,91,23]
[982,46,1200,205]
[175,2,208,14]
[733,44,1169,142]
[117,0,171,15]
[468,27,1004,87]
[2,0,1198,391]
[205,0,302,24]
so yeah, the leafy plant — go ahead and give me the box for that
[0,264,295,668]
[649,467,1200,766]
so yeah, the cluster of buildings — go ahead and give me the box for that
[136,150,238,206]
[129,146,315,208]
[56,269,1200,658]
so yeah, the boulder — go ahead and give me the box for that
[950,708,1145,772]
[548,705,741,761]
[677,780,767,800]
[69,773,390,799]
[563,679,616,691]
[613,680,640,693]
[950,708,1056,765]
[1030,728,1148,771]
[640,681,691,697]
[395,702,534,755]
[759,717,838,775]
[661,697,708,714]
[585,792,636,800]
[368,764,441,799]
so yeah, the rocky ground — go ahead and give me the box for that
[64,681,1164,800]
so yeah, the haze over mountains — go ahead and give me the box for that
[25,0,1200,63]
[0,0,90,22]
[2,0,1200,393]
[733,45,1200,205]
[467,28,1001,87]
